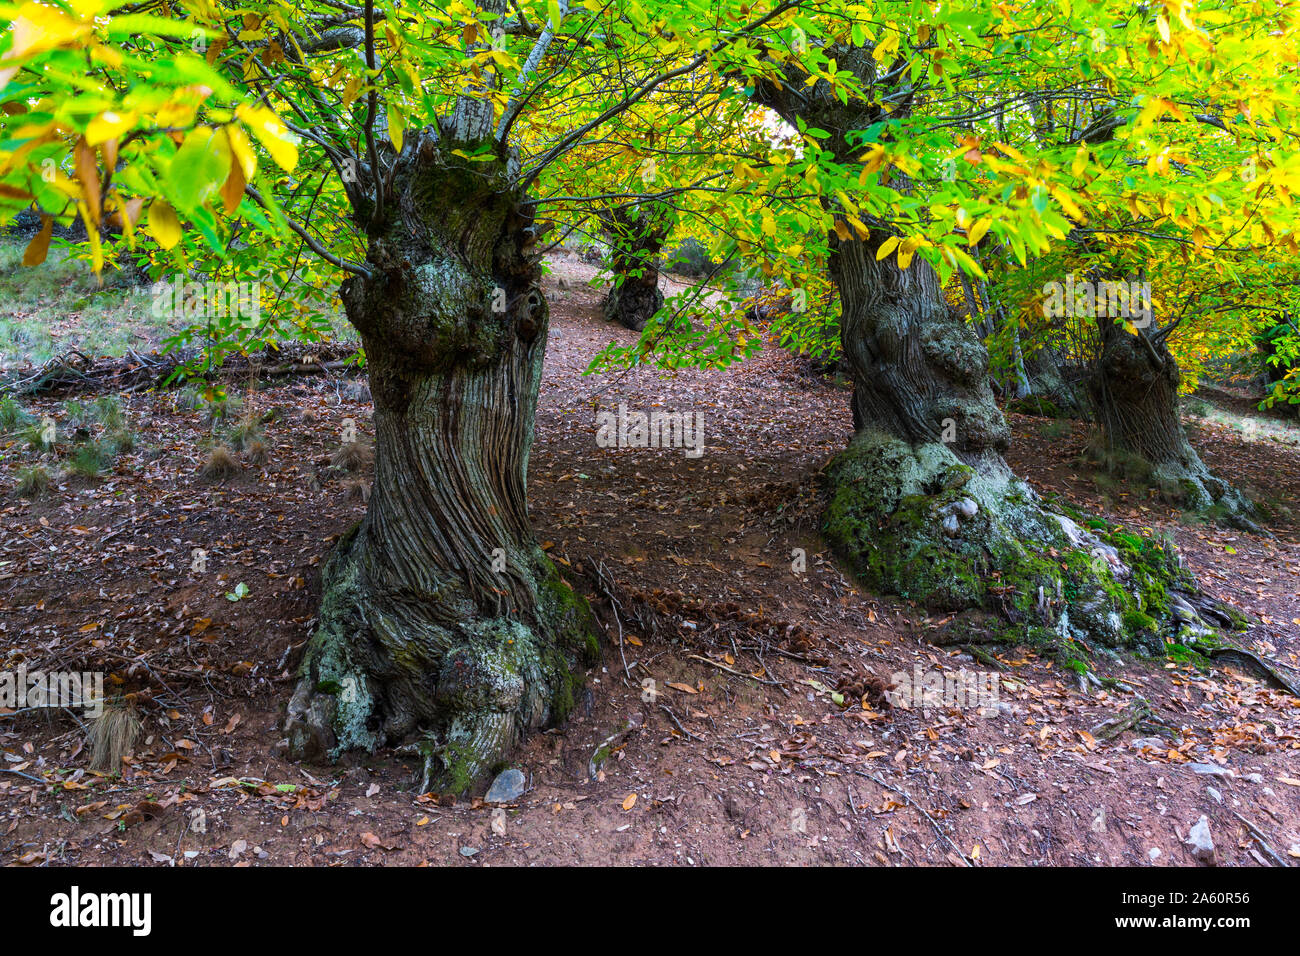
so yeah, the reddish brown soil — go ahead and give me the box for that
[2,255,1298,867]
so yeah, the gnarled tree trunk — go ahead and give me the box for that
[285,128,597,791]
[599,202,669,331]
[746,47,1235,651]
[1089,317,1259,529]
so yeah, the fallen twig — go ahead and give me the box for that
[687,653,786,687]
[1230,809,1291,867]
[853,770,972,866]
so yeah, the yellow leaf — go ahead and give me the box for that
[225,124,257,179]
[621,793,637,810]
[388,104,404,154]
[966,217,991,246]
[146,199,182,250]
[5,2,92,62]
[79,201,102,276]
[73,136,100,226]
[665,681,697,694]
[1070,148,1089,179]
[859,145,886,180]
[1050,186,1085,222]
[875,235,900,260]
[221,155,246,215]
[86,110,134,146]
[21,214,53,266]
[235,104,298,170]
[342,74,363,108]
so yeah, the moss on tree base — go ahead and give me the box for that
[822,429,1234,655]
[286,529,599,795]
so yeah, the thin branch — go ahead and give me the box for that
[363,0,384,229]
[244,184,372,279]
[517,0,804,187]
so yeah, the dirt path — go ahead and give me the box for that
[2,257,1299,867]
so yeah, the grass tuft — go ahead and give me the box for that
[227,412,264,452]
[0,396,33,432]
[14,464,51,498]
[68,441,110,478]
[330,440,373,474]
[200,444,241,481]
[88,700,141,773]
[245,437,270,466]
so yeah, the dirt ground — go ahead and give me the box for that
[2,255,1299,867]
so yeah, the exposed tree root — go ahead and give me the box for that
[1199,644,1300,698]
[822,429,1251,658]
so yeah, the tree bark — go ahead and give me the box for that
[599,203,669,331]
[285,129,597,790]
[1089,317,1259,529]
[745,45,1233,650]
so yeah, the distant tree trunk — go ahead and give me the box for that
[959,259,1031,398]
[285,117,597,790]
[1089,317,1259,529]
[744,46,1228,650]
[1256,312,1297,387]
[599,202,670,331]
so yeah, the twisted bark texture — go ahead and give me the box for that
[746,46,1237,650]
[285,124,597,791]
[1089,318,1259,530]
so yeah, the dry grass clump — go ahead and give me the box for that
[330,440,373,474]
[88,699,141,772]
[201,444,241,481]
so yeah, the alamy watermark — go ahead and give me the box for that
[50,886,151,936]
[150,276,261,322]
[1,666,104,717]
[595,403,705,458]
[1042,273,1151,327]
[887,665,999,715]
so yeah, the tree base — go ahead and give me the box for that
[602,283,663,332]
[1080,440,1263,534]
[286,526,599,793]
[822,430,1237,654]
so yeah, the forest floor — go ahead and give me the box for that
[2,253,1299,867]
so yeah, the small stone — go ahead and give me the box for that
[1148,848,1162,862]
[955,498,978,518]
[1244,773,1263,784]
[459,846,479,858]
[941,514,960,537]
[342,381,372,403]
[1188,762,1234,778]
[1207,786,1222,804]
[485,768,526,803]
[1186,815,1216,865]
